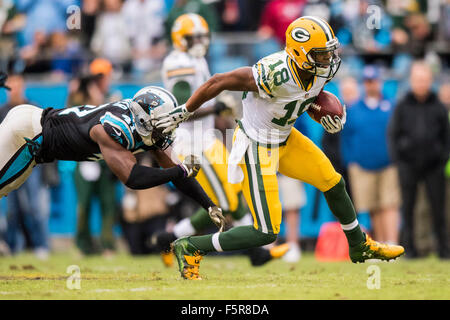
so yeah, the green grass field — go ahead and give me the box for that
[0,251,449,300]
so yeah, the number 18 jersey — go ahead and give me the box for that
[241,50,326,145]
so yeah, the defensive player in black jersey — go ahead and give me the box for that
[0,85,222,218]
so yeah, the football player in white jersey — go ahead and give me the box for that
[156,16,405,280]
[155,13,290,270]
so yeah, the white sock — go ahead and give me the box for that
[173,218,196,238]
[232,213,253,227]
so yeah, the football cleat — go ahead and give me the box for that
[269,243,291,259]
[171,237,205,280]
[248,244,290,266]
[161,251,174,268]
[349,233,405,263]
[151,231,177,267]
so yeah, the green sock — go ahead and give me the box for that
[190,207,215,232]
[189,225,277,253]
[323,178,366,247]
[190,193,249,233]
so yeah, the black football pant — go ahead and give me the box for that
[397,163,449,257]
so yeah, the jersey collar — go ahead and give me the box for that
[286,55,315,92]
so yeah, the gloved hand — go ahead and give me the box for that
[208,206,225,232]
[179,154,201,178]
[320,105,346,133]
[155,104,192,134]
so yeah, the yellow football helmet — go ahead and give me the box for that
[171,13,210,58]
[285,16,340,79]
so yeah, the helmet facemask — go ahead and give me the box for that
[183,33,210,58]
[302,38,341,80]
[128,101,173,149]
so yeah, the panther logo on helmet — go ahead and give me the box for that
[130,86,178,148]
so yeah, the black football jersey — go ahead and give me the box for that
[36,99,162,163]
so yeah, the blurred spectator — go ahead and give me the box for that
[338,0,392,52]
[214,0,269,32]
[0,1,26,68]
[0,73,51,259]
[439,82,450,111]
[439,82,450,241]
[49,31,84,77]
[91,0,132,70]
[19,30,52,73]
[164,0,219,41]
[258,0,306,45]
[15,0,78,47]
[391,13,434,58]
[120,153,171,255]
[69,58,121,256]
[388,61,450,258]
[322,76,360,196]
[341,66,400,244]
[80,0,102,50]
[278,173,305,263]
[122,0,167,75]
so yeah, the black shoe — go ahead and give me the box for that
[247,247,272,266]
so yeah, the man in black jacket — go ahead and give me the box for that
[389,61,450,258]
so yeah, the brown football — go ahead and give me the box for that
[307,90,344,124]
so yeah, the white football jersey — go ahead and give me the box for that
[241,50,327,144]
[162,50,215,155]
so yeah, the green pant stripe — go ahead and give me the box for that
[253,142,273,234]
[201,155,230,211]
[247,142,271,234]
[244,151,262,230]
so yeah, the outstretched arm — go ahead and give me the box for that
[155,67,258,133]
[151,147,218,211]
[90,124,187,189]
[185,67,258,112]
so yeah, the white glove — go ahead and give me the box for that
[179,155,201,178]
[155,104,192,134]
[320,105,346,133]
[208,206,225,232]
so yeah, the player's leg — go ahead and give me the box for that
[154,139,239,262]
[0,104,43,198]
[74,165,96,255]
[172,141,281,279]
[98,163,117,254]
[278,128,404,262]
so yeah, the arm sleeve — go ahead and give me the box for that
[172,177,216,210]
[125,164,185,190]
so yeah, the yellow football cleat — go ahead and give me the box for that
[172,237,205,280]
[269,243,291,259]
[161,251,174,267]
[350,233,405,263]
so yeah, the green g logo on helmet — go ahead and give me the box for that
[291,27,310,43]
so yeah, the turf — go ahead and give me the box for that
[0,251,448,300]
